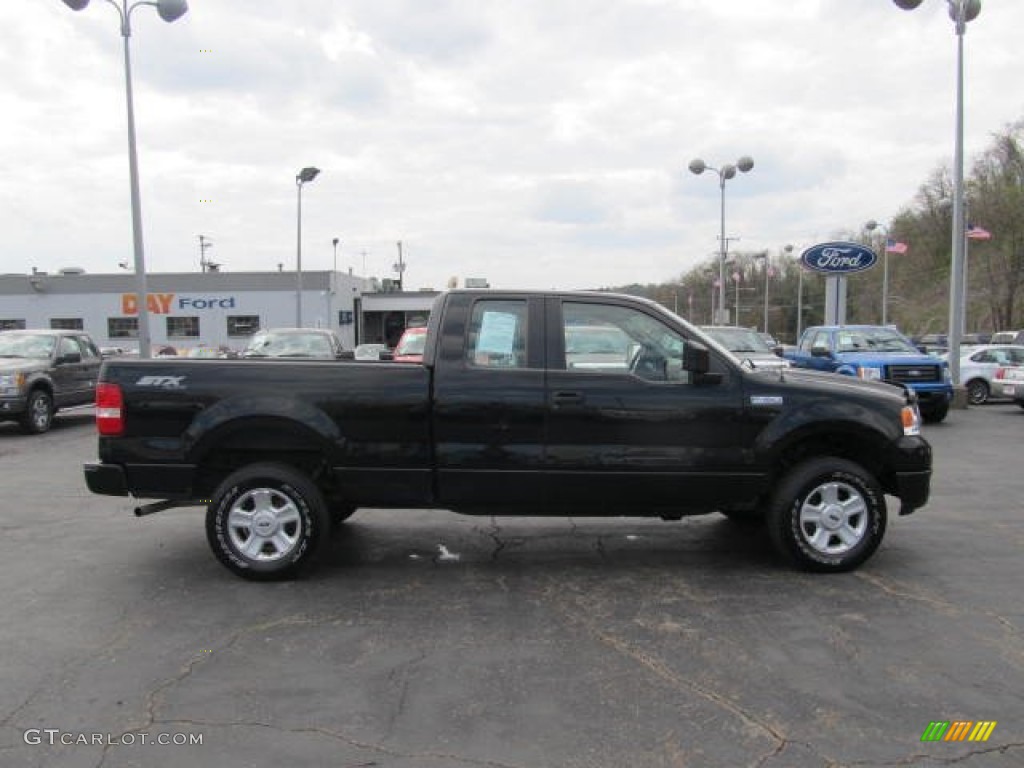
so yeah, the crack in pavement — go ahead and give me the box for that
[486,516,505,561]
[383,649,428,740]
[845,741,1024,766]
[143,717,530,768]
[545,582,836,768]
[94,614,319,768]
[855,572,1021,638]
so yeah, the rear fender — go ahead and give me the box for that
[183,395,341,465]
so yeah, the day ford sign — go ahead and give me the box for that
[800,241,878,275]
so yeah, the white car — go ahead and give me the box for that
[994,365,1024,408]
[957,345,1024,404]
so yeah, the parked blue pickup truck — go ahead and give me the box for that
[784,325,953,423]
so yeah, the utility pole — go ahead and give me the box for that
[394,241,406,291]
[198,234,214,272]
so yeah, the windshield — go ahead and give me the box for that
[700,327,773,354]
[836,328,918,354]
[0,333,56,359]
[243,331,334,358]
[396,329,427,356]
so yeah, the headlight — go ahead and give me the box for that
[942,365,952,382]
[0,372,26,394]
[901,405,922,436]
[858,367,883,381]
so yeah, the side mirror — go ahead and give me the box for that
[337,350,355,360]
[683,341,710,374]
[378,350,394,361]
[684,341,722,386]
[772,345,785,357]
[58,352,82,364]
[811,345,831,358]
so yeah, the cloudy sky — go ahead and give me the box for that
[4,1,1022,291]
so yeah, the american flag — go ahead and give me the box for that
[885,238,908,254]
[967,224,992,240]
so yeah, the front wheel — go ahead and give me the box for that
[206,463,331,580]
[767,457,886,573]
[20,389,54,434]
[921,401,949,423]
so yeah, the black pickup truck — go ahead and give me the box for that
[84,290,932,579]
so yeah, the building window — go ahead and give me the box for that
[108,317,138,338]
[0,319,26,331]
[227,315,260,337]
[50,318,84,330]
[167,316,200,338]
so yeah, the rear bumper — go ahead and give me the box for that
[84,462,197,499]
[84,462,129,496]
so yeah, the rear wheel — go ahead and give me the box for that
[768,457,886,572]
[19,389,54,434]
[206,462,330,580]
[965,379,989,405]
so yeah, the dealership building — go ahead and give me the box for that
[0,269,438,353]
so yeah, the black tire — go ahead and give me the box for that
[922,401,949,423]
[205,462,331,580]
[965,379,989,406]
[19,389,54,434]
[767,457,887,573]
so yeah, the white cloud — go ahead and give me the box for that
[3,0,1021,292]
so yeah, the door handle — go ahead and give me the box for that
[552,391,584,407]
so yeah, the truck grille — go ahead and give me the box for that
[886,364,941,384]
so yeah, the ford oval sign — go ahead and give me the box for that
[800,242,878,275]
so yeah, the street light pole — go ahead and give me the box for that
[688,156,754,325]
[62,0,189,359]
[892,0,981,395]
[755,252,771,333]
[295,166,321,327]
[864,220,889,325]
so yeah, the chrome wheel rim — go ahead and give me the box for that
[797,481,868,556]
[967,381,987,405]
[227,488,302,562]
[31,395,52,430]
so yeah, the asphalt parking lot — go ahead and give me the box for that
[0,404,1021,768]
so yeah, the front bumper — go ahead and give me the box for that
[886,435,932,515]
[0,397,28,419]
[894,470,931,515]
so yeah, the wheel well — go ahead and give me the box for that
[191,421,335,500]
[28,381,53,397]
[965,377,988,389]
[774,431,885,489]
